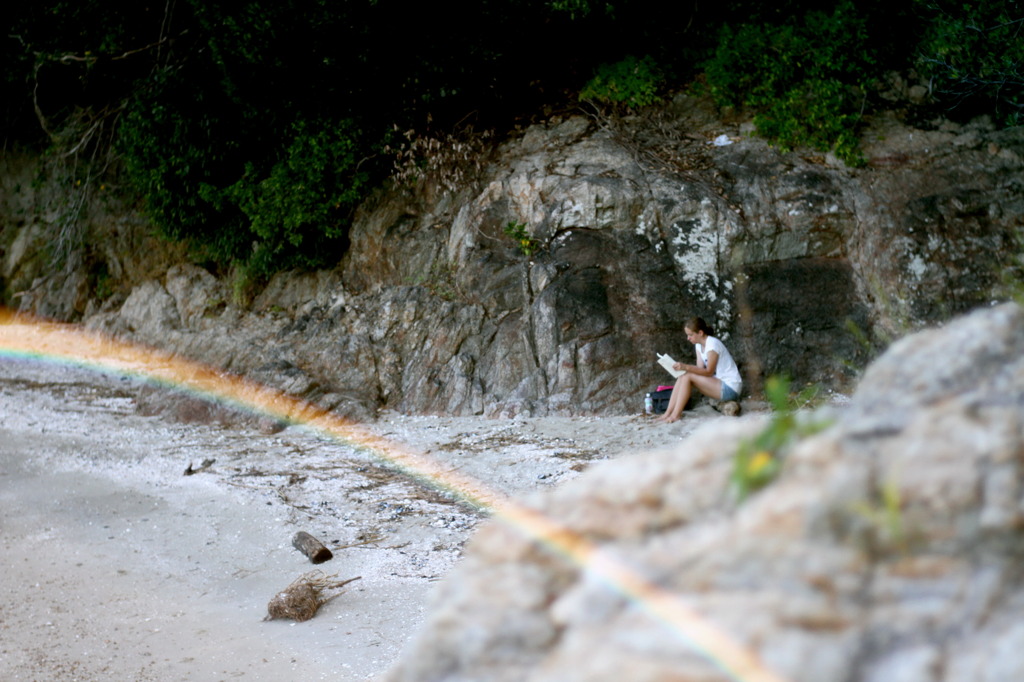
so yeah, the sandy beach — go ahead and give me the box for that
[0,357,735,680]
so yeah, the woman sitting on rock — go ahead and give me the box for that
[655,317,742,424]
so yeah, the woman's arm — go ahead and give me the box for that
[675,351,719,377]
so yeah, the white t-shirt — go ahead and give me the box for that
[697,336,742,393]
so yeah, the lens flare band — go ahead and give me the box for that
[0,309,786,682]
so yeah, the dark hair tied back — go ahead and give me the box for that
[685,316,714,337]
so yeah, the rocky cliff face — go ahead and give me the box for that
[382,302,1024,682]
[2,99,1022,417]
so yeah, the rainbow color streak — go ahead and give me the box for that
[0,308,787,682]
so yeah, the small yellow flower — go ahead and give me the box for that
[747,451,773,477]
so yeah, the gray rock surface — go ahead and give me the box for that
[382,302,1024,682]
[3,102,1022,417]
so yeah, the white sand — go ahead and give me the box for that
[0,358,725,680]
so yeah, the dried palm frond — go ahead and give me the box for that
[264,570,361,622]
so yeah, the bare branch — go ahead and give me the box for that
[31,63,53,139]
[54,29,187,65]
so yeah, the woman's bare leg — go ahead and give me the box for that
[658,374,692,423]
[657,375,723,423]
[654,375,683,421]
[691,375,724,401]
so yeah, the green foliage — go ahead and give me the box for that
[1001,227,1024,306]
[223,118,369,268]
[913,0,1024,125]
[580,55,665,109]
[88,260,115,301]
[852,476,910,556]
[547,0,615,20]
[116,28,377,278]
[703,1,877,164]
[731,446,784,503]
[503,221,540,257]
[229,260,261,307]
[730,375,833,501]
[118,74,249,260]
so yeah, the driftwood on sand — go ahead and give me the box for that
[292,531,334,564]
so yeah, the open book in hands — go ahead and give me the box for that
[657,353,686,379]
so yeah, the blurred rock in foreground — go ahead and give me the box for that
[384,302,1024,682]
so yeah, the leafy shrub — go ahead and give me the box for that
[580,55,665,109]
[118,72,253,263]
[547,0,616,19]
[223,118,370,271]
[730,376,832,501]
[120,69,374,279]
[503,220,540,257]
[852,476,911,556]
[914,0,1024,126]
[703,1,877,164]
